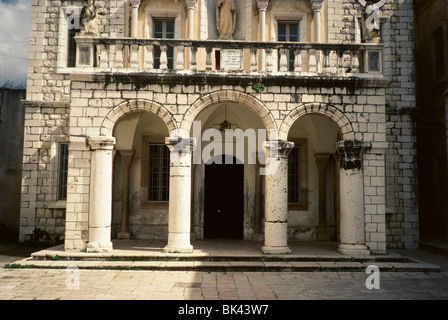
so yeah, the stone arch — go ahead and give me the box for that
[100,99,178,137]
[179,90,278,139]
[278,103,355,141]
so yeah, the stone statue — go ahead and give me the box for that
[359,0,384,43]
[216,0,236,40]
[80,0,100,35]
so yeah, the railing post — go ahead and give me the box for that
[294,48,302,73]
[279,48,288,72]
[115,43,124,68]
[190,45,197,71]
[309,49,317,73]
[351,49,359,73]
[130,43,139,69]
[323,49,331,74]
[250,47,258,73]
[98,43,109,68]
[206,45,213,71]
[176,45,185,70]
[266,47,273,73]
[144,44,154,70]
[160,45,168,70]
[337,49,345,75]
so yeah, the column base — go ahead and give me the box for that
[117,231,131,239]
[338,243,370,256]
[86,241,113,253]
[261,245,291,254]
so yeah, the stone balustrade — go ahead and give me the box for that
[74,36,383,77]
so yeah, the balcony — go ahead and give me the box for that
[70,36,384,86]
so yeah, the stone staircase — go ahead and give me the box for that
[7,240,441,272]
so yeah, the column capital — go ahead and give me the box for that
[310,0,323,12]
[336,140,371,170]
[257,0,270,11]
[130,0,141,9]
[119,150,135,168]
[88,136,116,150]
[165,137,196,166]
[185,0,197,9]
[264,140,294,158]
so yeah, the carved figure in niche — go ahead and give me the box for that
[80,0,101,35]
[359,0,384,43]
[216,0,236,40]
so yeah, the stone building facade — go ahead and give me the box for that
[20,0,418,254]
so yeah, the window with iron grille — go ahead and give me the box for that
[147,144,170,201]
[57,142,69,201]
[288,146,301,204]
[287,138,308,210]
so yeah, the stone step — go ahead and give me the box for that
[7,257,440,273]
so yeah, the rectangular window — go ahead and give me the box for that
[287,138,308,210]
[153,19,175,70]
[67,27,80,67]
[57,143,69,201]
[147,144,170,201]
[278,21,300,71]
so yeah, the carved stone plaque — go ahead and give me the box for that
[221,49,242,70]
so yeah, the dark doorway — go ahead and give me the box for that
[204,155,244,239]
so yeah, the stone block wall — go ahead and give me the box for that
[20,0,417,250]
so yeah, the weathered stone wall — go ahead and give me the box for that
[20,0,417,251]
[61,76,388,252]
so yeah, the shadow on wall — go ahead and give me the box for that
[0,88,26,241]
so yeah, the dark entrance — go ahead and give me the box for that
[204,155,244,239]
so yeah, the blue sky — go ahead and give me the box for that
[0,0,31,86]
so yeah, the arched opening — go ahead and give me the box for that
[189,100,269,240]
[112,111,171,240]
[287,113,342,242]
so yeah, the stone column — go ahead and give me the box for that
[130,0,141,38]
[257,0,269,71]
[315,153,330,241]
[164,137,196,253]
[252,163,264,241]
[186,0,197,39]
[262,140,294,254]
[336,140,371,255]
[311,0,323,71]
[117,150,134,239]
[87,136,116,253]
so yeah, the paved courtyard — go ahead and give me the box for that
[1,242,448,301]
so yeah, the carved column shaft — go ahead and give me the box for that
[164,137,196,253]
[257,0,269,71]
[118,150,134,239]
[87,136,116,253]
[130,0,141,38]
[315,153,330,241]
[262,140,294,254]
[337,140,371,255]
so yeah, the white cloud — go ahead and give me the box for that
[0,0,31,87]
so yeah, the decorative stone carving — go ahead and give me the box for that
[358,0,386,43]
[216,0,236,40]
[336,140,371,170]
[80,0,103,36]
